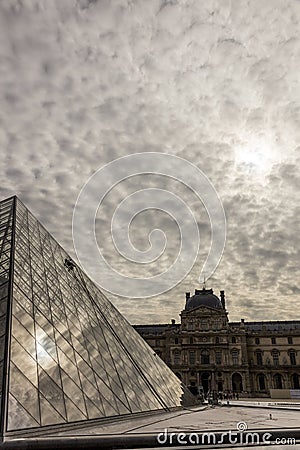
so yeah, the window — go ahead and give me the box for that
[232,336,236,344]
[216,336,220,344]
[232,350,238,365]
[190,337,194,344]
[255,337,260,345]
[187,322,194,330]
[201,350,210,365]
[174,337,179,344]
[292,373,300,389]
[174,350,181,365]
[274,373,283,389]
[256,352,263,365]
[288,337,293,345]
[215,351,222,365]
[271,337,276,345]
[189,350,196,365]
[272,351,279,366]
[258,373,266,390]
[289,352,296,366]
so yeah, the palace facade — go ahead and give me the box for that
[134,287,300,397]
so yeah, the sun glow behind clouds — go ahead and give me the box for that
[234,135,280,178]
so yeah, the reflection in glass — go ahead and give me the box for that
[1,197,194,434]
[39,395,66,427]
[9,363,40,423]
[7,394,39,431]
[38,367,66,419]
[10,338,38,387]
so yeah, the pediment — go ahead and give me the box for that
[183,305,226,316]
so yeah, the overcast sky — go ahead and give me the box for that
[1,0,300,324]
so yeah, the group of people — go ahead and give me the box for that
[220,391,240,400]
[197,390,240,404]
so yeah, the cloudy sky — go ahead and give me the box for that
[1,0,300,324]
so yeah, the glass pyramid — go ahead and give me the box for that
[0,196,193,437]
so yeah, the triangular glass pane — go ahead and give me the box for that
[56,347,80,387]
[85,398,104,420]
[7,394,40,431]
[64,396,86,422]
[11,315,35,356]
[11,337,38,387]
[39,395,66,427]
[38,367,66,420]
[60,370,87,416]
[9,363,40,422]
[0,297,7,318]
[35,324,57,362]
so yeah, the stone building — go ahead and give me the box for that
[134,287,300,397]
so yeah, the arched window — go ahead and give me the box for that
[232,336,236,344]
[174,337,179,344]
[190,337,194,344]
[274,373,283,389]
[292,373,300,389]
[255,337,260,345]
[216,336,220,344]
[258,373,266,390]
[232,373,243,392]
[201,350,210,364]
[289,351,296,366]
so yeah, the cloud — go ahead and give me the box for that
[0,0,300,323]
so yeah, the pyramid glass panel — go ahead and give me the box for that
[0,196,194,437]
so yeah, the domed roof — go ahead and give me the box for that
[185,288,223,311]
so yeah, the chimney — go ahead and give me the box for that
[185,292,190,300]
[220,290,225,309]
[171,319,176,325]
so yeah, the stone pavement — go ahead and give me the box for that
[53,401,300,436]
[220,398,300,410]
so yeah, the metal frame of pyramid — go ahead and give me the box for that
[0,196,194,439]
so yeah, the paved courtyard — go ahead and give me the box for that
[53,400,300,436]
[6,400,300,449]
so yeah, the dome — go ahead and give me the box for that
[185,288,223,311]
